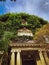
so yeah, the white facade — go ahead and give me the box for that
[17,28,33,36]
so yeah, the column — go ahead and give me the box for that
[16,50,21,65]
[10,52,15,65]
[36,51,42,65]
[39,50,46,65]
[37,60,42,65]
[43,51,49,65]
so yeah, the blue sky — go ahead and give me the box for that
[0,0,49,21]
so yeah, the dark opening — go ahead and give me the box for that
[21,50,37,65]
[22,59,36,65]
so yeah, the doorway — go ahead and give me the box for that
[22,59,36,65]
[21,51,37,65]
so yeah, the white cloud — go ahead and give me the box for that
[44,2,49,5]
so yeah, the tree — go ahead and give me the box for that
[0,13,48,50]
[0,31,14,51]
[0,13,48,34]
[34,24,49,43]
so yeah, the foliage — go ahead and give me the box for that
[34,24,49,43]
[0,13,48,51]
[0,31,14,51]
[0,13,48,32]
